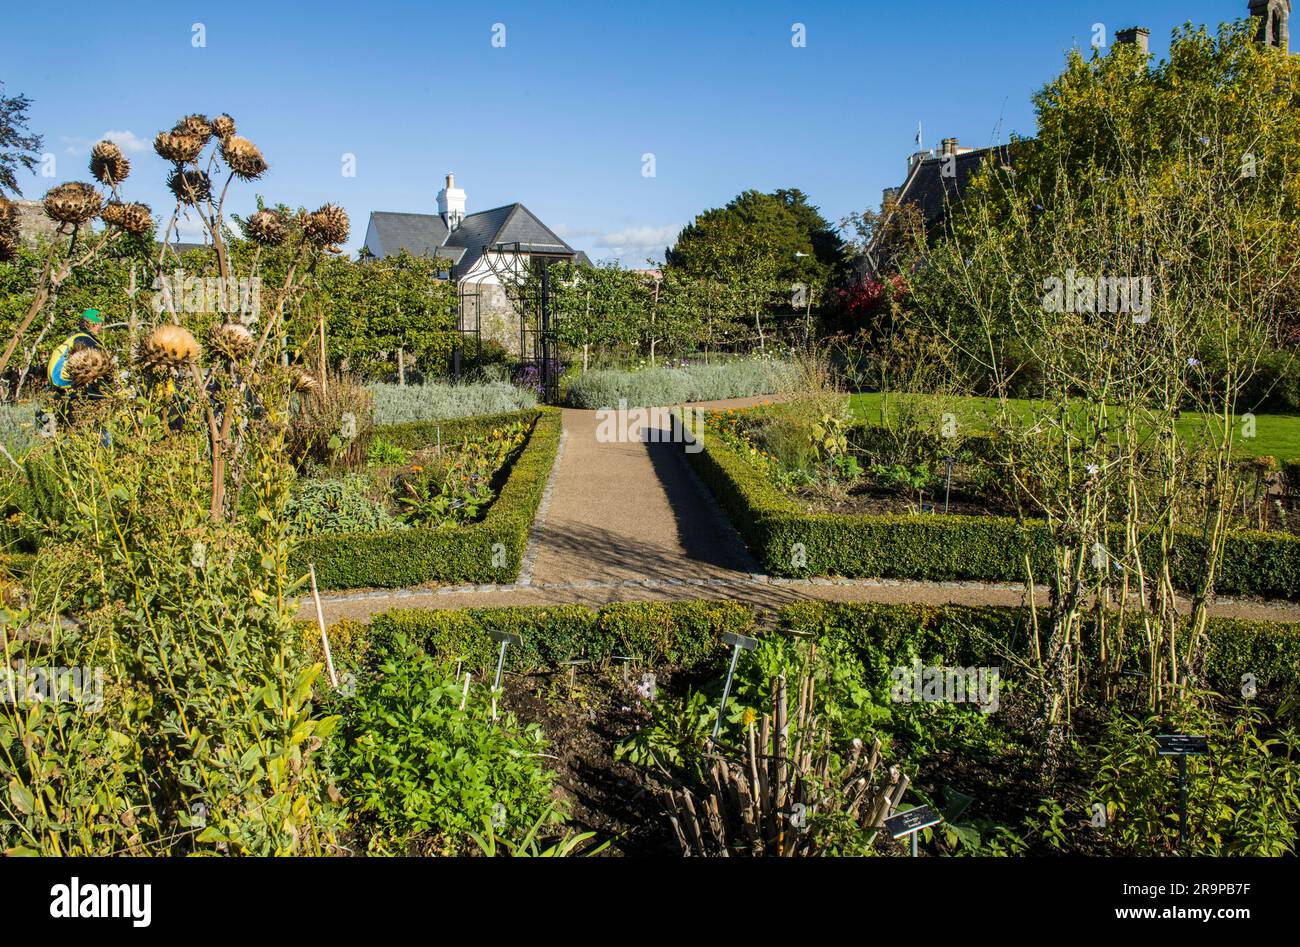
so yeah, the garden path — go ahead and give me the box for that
[305,396,1300,626]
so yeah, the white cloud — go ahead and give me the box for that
[101,130,148,153]
[591,223,682,263]
[597,224,680,248]
[58,130,149,156]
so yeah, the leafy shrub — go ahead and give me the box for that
[334,635,557,854]
[1090,701,1300,855]
[778,601,1300,703]
[365,436,408,468]
[370,380,537,426]
[566,358,803,408]
[286,474,407,537]
[3,391,340,856]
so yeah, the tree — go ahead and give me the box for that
[668,189,844,285]
[909,20,1299,767]
[0,83,43,197]
[667,189,848,345]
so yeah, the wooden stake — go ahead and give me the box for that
[309,563,338,689]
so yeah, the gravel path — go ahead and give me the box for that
[304,397,1300,626]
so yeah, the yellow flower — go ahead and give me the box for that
[741,707,757,728]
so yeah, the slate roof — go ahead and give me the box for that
[899,145,1013,230]
[365,202,577,280]
[865,144,1015,274]
[364,211,453,260]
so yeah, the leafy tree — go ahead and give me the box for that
[0,83,42,197]
[667,189,847,345]
[909,20,1300,765]
[667,188,845,287]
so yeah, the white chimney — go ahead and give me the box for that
[437,172,466,230]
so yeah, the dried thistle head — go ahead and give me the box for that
[100,201,153,236]
[137,324,200,372]
[167,168,212,205]
[66,348,115,388]
[244,209,287,246]
[220,136,267,181]
[209,323,254,362]
[154,131,204,164]
[304,203,349,248]
[290,368,319,393]
[172,114,214,144]
[90,140,131,186]
[43,182,103,225]
[211,113,236,140]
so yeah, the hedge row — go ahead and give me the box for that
[327,599,1300,696]
[778,601,1300,698]
[686,414,1300,599]
[361,600,755,674]
[291,408,562,589]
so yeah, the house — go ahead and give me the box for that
[865,2,1290,274]
[864,137,1015,274]
[362,174,590,357]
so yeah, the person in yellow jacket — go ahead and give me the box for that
[47,308,106,393]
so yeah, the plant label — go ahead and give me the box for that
[721,632,759,651]
[1155,734,1208,756]
[488,630,523,646]
[884,804,943,839]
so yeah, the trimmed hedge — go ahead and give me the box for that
[342,599,1300,697]
[686,413,1300,599]
[363,600,755,674]
[776,601,1300,697]
[292,408,562,589]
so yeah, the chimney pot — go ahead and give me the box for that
[1250,1,1291,52]
[1116,27,1151,55]
[941,137,959,156]
[437,172,466,231]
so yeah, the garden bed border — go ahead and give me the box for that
[290,407,563,590]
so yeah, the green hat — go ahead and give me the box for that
[81,308,104,325]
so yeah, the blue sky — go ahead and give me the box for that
[2,0,1247,264]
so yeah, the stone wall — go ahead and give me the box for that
[14,200,63,246]
[463,282,522,357]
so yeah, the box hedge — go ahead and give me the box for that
[291,408,561,589]
[339,599,1300,697]
[776,601,1300,697]
[362,600,755,674]
[686,414,1300,599]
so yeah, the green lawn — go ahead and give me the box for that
[845,392,1300,461]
